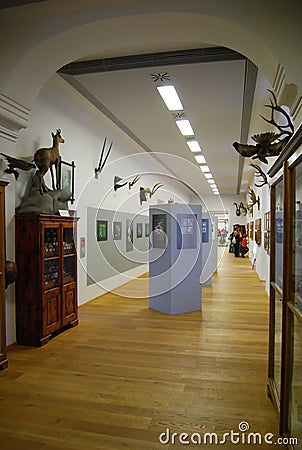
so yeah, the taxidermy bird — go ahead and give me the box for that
[0,152,35,179]
[233,132,289,164]
[233,89,294,164]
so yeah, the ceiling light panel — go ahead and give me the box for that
[187,140,201,152]
[204,173,213,179]
[157,85,183,111]
[194,154,206,164]
[176,119,194,136]
[200,165,210,173]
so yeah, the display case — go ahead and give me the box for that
[268,123,302,446]
[15,214,79,346]
[0,181,8,369]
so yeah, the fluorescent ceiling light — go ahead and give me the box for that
[157,85,183,111]
[213,192,220,195]
[207,179,215,184]
[187,140,201,152]
[211,184,217,189]
[176,119,194,136]
[204,173,213,179]
[200,165,210,173]
[194,154,206,164]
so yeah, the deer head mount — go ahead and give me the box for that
[139,183,163,206]
[233,89,294,164]
[234,202,247,217]
[95,137,113,179]
[114,175,141,191]
[249,163,268,188]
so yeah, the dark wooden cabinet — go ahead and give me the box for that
[15,214,79,346]
[0,181,8,369]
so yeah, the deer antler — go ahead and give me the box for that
[150,183,163,197]
[128,175,141,189]
[249,163,268,187]
[95,137,113,179]
[261,89,294,140]
[248,187,260,211]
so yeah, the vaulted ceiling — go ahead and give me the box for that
[59,46,272,198]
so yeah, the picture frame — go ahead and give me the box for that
[96,220,108,242]
[145,223,150,237]
[136,223,143,238]
[59,160,75,204]
[113,221,122,240]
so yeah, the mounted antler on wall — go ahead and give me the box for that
[248,187,260,212]
[233,89,294,164]
[128,175,141,190]
[249,163,268,188]
[139,183,163,206]
[114,175,141,191]
[113,176,128,191]
[95,137,113,179]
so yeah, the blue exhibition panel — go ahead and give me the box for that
[149,203,202,315]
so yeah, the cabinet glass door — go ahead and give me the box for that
[269,179,284,405]
[289,162,302,446]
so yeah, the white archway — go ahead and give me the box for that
[1,12,277,127]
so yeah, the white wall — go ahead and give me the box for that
[3,73,194,345]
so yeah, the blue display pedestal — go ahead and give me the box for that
[149,203,202,314]
[201,212,218,286]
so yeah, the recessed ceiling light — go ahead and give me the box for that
[187,140,201,152]
[157,85,184,111]
[194,154,206,164]
[213,192,220,195]
[207,179,215,184]
[176,119,194,136]
[200,165,210,173]
[204,173,213,179]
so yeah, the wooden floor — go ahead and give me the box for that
[0,249,285,449]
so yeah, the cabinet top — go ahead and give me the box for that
[0,180,9,187]
[15,214,79,223]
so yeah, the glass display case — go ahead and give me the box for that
[15,215,79,346]
[268,123,302,444]
[0,181,8,370]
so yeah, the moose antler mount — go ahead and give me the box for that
[233,89,294,164]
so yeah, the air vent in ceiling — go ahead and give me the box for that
[58,47,245,76]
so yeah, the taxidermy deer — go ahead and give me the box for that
[34,129,64,194]
[233,89,294,164]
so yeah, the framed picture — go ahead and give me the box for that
[80,237,85,258]
[96,220,108,241]
[60,160,75,204]
[152,213,167,249]
[136,223,143,238]
[145,223,150,237]
[113,221,122,240]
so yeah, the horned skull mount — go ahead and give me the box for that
[233,89,294,164]
[234,202,247,217]
[139,183,163,206]
[114,175,141,191]
[95,137,113,179]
